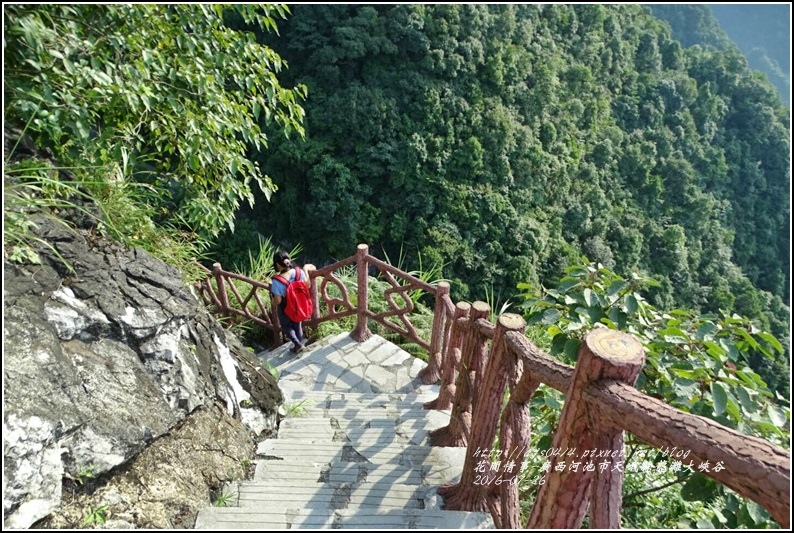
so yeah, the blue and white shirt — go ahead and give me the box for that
[271,268,298,298]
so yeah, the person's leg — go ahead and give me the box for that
[295,321,305,346]
[277,307,303,350]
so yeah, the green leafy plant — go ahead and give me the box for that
[214,493,234,508]
[5,4,307,238]
[239,398,253,408]
[64,464,99,487]
[483,284,513,323]
[3,159,98,272]
[262,359,280,381]
[282,398,314,418]
[75,465,97,486]
[83,504,108,526]
[382,244,449,304]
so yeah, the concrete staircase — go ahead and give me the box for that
[195,333,494,529]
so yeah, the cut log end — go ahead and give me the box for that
[584,328,645,366]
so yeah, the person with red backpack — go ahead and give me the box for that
[271,250,315,354]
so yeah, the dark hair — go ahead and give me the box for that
[273,250,291,271]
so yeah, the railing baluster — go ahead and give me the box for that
[429,301,490,447]
[527,329,645,529]
[425,301,470,411]
[212,262,229,316]
[418,281,450,384]
[351,243,371,342]
[494,332,538,529]
[438,313,525,513]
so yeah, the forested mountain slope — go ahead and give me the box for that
[711,5,789,106]
[651,4,789,109]
[231,5,788,347]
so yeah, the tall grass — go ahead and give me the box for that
[3,155,210,283]
[3,161,92,272]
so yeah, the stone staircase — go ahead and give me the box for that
[195,333,494,529]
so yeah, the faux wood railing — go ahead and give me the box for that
[424,306,791,529]
[197,244,790,528]
[195,244,451,377]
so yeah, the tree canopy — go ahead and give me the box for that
[232,5,788,383]
[4,4,307,237]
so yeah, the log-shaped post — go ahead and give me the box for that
[419,281,451,384]
[212,263,229,315]
[429,301,490,447]
[425,302,470,411]
[527,328,645,529]
[492,331,539,529]
[308,267,319,325]
[439,313,525,512]
[350,243,371,342]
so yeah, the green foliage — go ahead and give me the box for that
[213,493,234,508]
[518,258,789,528]
[243,5,788,370]
[83,504,108,526]
[4,4,306,238]
[262,359,280,381]
[3,161,86,272]
[382,245,450,304]
[75,465,97,486]
[241,459,252,477]
[520,258,789,444]
[282,399,313,418]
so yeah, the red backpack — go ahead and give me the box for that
[274,267,313,322]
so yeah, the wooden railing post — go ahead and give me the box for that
[306,265,319,326]
[429,301,490,447]
[350,243,372,342]
[439,313,525,512]
[493,332,539,529]
[212,263,229,316]
[425,301,470,411]
[527,328,645,529]
[418,281,450,384]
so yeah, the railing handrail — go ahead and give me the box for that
[506,329,790,526]
[431,309,790,528]
[194,243,450,354]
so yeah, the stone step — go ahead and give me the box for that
[277,409,452,445]
[280,390,439,402]
[280,396,440,412]
[252,455,467,486]
[196,507,495,529]
[257,440,448,466]
[253,459,425,485]
[236,481,437,510]
[276,427,423,445]
[257,439,466,485]
[280,408,445,422]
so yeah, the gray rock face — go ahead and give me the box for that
[3,216,281,528]
[41,405,254,529]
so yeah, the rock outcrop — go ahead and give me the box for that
[3,214,281,528]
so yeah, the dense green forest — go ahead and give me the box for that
[218,5,790,395]
[650,4,790,106]
[4,4,790,529]
[711,4,790,106]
